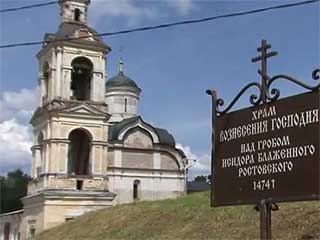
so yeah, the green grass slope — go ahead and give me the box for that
[35,192,319,240]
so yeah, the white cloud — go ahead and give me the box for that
[89,0,158,27]
[2,88,38,110]
[164,0,195,15]
[0,119,32,175]
[0,88,39,123]
[0,88,38,175]
[89,0,196,27]
[176,143,210,180]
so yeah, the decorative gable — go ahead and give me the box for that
[31,100,109,124]
[123,128,153,149]
[62,103,108,116]
[118,118,159,144]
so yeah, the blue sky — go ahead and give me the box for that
[0,0,319,178]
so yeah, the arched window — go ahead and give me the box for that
[71,57,93,101]
[133,180,141,200]
[37,132,44,177]
[42,62,49,101]
[67,129,91,176]
[74,8,81,21]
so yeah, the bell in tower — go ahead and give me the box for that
[70,56,93,100]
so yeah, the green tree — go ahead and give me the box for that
[194,175,207,182]
[0,169,30,214]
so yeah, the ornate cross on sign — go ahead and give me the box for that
[251,39,278,103]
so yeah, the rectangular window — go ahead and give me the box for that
[76,180,83,190]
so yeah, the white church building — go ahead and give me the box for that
[0,0,187,239]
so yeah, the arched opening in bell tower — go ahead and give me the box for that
[42,62,49,101]
[67,129,91,176]
[71,57,93,101]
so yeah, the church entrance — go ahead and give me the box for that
[71,57,93,101]
[67,129,91,176]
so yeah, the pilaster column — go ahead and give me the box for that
[38,75,46,106]
[91,72,103,102]
[31,146,41,178]
[55,47,63,98]
[31,148,36,178]
[61,68,72,99]
[35,146,42,177]
[114,149,122,167]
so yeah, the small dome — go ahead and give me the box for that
[105,60,141,92]
[105,72,140,89]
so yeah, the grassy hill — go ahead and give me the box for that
[35,192,319,240]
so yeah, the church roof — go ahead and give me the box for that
[105,72,140,90]
[108,116,176,148]
[105,61,141,92]
[44,22,110,50]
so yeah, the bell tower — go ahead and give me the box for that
[21,1,115,238]
[37,0,109,106]
[59,0,90,23]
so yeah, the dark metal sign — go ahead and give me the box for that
[214,90,319,206]
[207,40,320,240]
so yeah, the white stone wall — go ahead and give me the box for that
[20,193,114,240]
[105,90,139,122]
[108,170,185,204]
[29,110,109,194]
[106,125,187,204]
[123,129,153,149]
[20,206,44,240]
[0,211,22,240]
